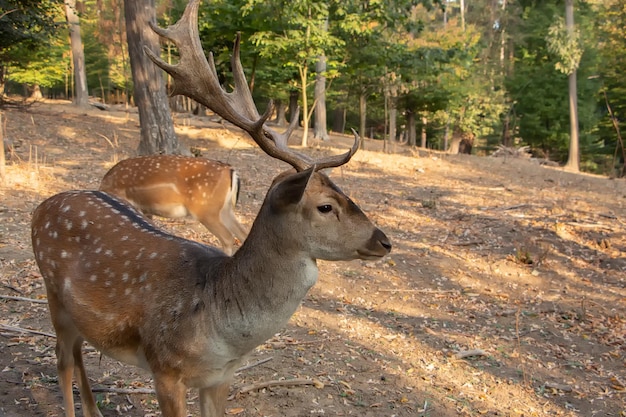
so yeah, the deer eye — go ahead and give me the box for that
[317,204,333,214]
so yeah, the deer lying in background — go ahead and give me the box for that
[31,1,392,416]
[100,155,247,255]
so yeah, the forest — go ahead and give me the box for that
[1,2,625,416]
[1,0,625,176]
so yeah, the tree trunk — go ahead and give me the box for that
[0,66,6,98]
[406,110,416,147]
[332,106,345,134]
[420,114,428,148]
[500,0,508,77]
[0,112,5,183]
[65,0,89,107]
[313,54,329,141]
[288,90,299,126]
[444,116,450,151]
[564,0,580,172]
[299,65,309,147]
[460,0,466,32]
[124,0,180,155]
[359,92,367,149]
[30,85,43,99]
[274,99,287,127]
[388,88,397,154]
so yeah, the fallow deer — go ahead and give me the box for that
[100,155,247,255]
[31,1,392,416]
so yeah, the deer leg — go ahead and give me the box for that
[47,294,82,417]
[198,382,230,417]
[199,217,237,256]
[55,335,77,417]
[153,372,188,417]
[225,214,248,245]
[72,339,103,417]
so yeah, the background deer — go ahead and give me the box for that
[31,1,392,417]
[100,154,247,255]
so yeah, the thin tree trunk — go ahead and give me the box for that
[406,110,416,147]
[444,115,450,151]
[383,89,388,153]
[460,0,466,32]
[65,0,89,107]
[564,0,579,172]
[300,65,309,147]
[0,112,5,183]
[420,115,427,148]
[288,90,299,128]
[359,92,367,149]
[124,0,179,155]
[0,66,6,97]
[313,53,329,141]
[388,88,397,154]
[500,0,507,77]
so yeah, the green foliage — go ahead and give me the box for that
[4,0,625,175]
[0,0,65,66]
[594,0,626,172]
[546,17,583,75]
[6,31,68,88]
[505,0,604,164]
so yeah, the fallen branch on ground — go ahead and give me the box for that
[90,387,156,395]
[0,294,48,304]
[0,323,55,338]
[237,378,324,395]
[235,357,273,372]
[454,349,487,359]
[378,289,458,294]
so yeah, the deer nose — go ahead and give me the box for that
[374,228,392,254]
[358,228,392,259]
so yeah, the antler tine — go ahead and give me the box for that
[230,33,261,121]
[145,0,360,172]
[313,130,361,171]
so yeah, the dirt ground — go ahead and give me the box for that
[0,101,624,417]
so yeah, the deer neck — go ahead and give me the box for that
[206,209,317,352]
[230,214,318,307]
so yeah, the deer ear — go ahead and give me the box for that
[270,166,315,211]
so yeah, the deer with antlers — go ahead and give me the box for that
[31,1,391,416]
[100,155,248,255]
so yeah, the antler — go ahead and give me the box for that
[143,0,359,172]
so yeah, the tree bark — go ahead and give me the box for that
[387,87,397,154]
[0,112,5,183]
[313,54,329,141]
[274,99,287,127]
[332,106,346,134]
[420,114,428,148]
[406,110,416,147]
[564,0,580,172]
[30,85,43,99]
[444,115,450,151]
[359,92,367,149]
[124,0,180,155]
[288,90,299,136]
[0,66,6,97]
[299,65,309,147]
[65,0,89,107]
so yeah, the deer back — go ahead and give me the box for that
[100,154,247,254]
